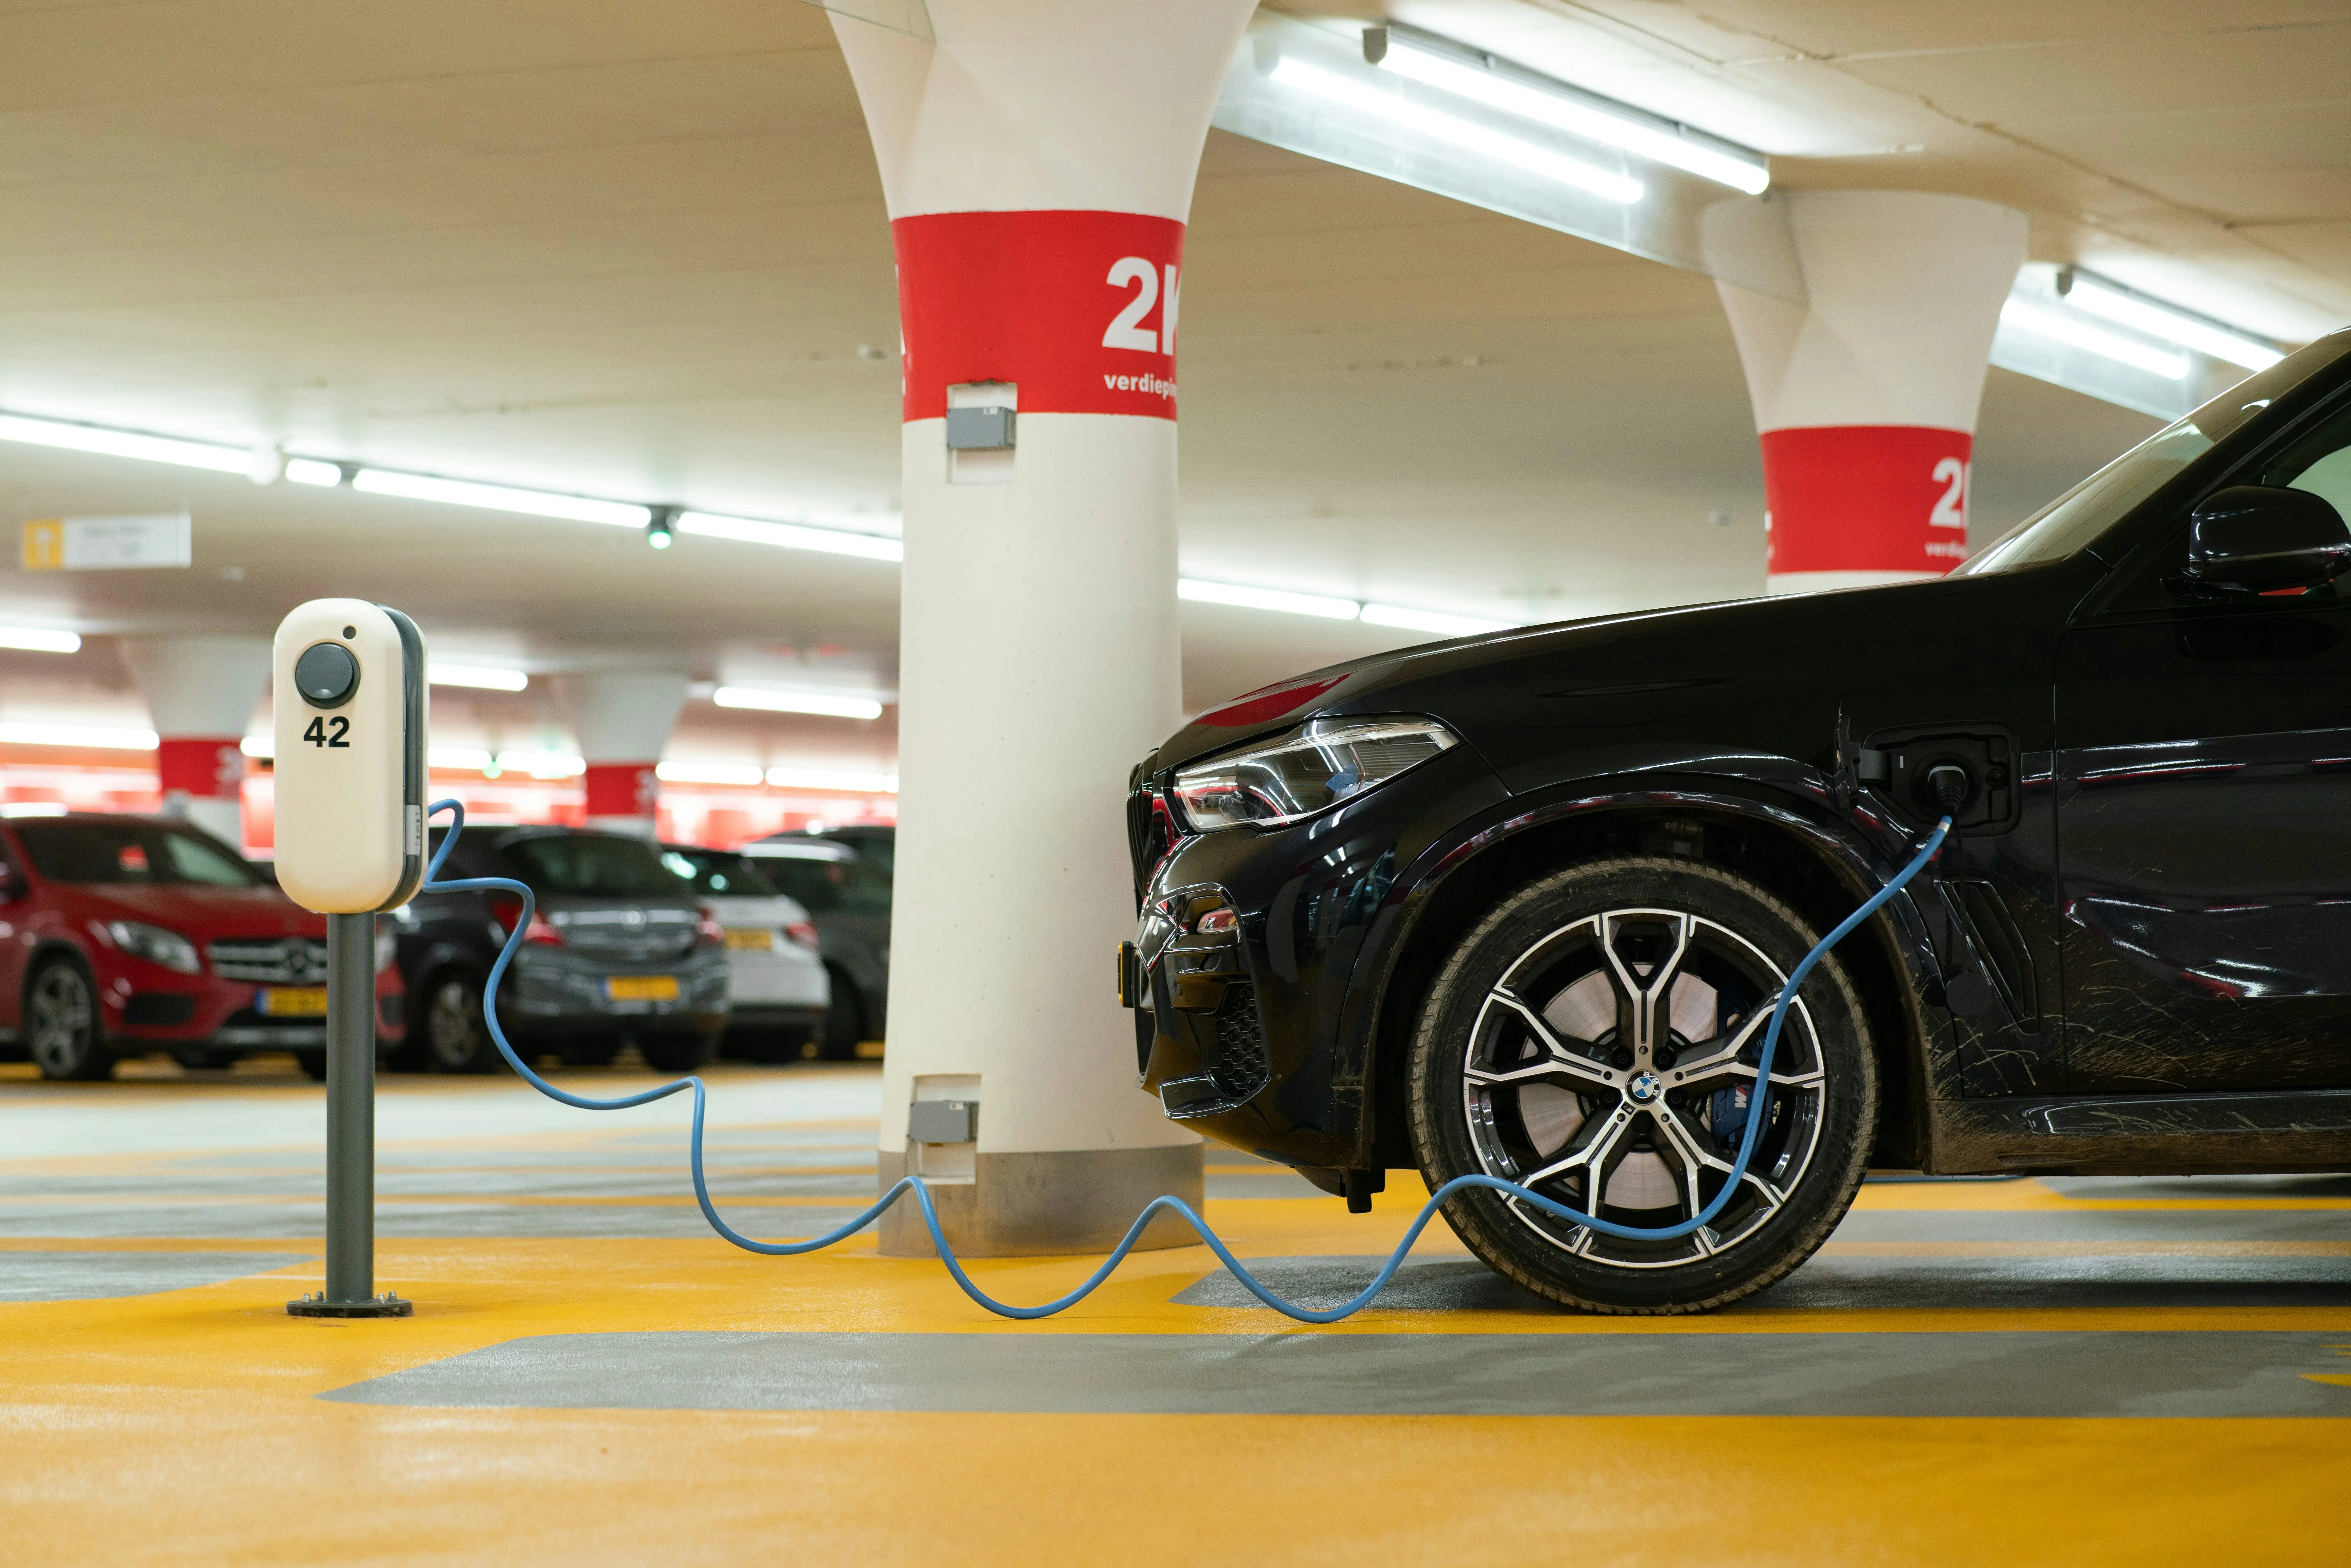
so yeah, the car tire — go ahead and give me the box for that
[638,1033,712,1073]
[294,1051,328,1081]
[27,957,112,1082]
[422,969,502,1074]
[1407,855,1878,1316]
[816,966,865,1061]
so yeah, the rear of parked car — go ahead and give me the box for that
[658,846,829,1059]
[393,826,728,1072]
[739,836,891,1057]
[0,812,406,1080]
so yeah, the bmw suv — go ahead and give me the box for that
[1123,330,2351,1315]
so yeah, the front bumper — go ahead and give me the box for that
[1123,890,1267,1119]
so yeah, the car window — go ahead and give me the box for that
[1960,338,2351,576]
[159,830,256,886]
[659,850,779,898]
[496,834,691,898]
[754,850,891,913]
[15,821,260,886]
[2094,393,2351,615]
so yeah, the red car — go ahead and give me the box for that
[0,812,405,1081]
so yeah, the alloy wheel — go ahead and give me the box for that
[427,976,489,1070]
[29,963,101,1079]
[1459,905,1827,1271]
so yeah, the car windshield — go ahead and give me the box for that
[659,849,778,898]
[1959,337,2351,575]
[497,834,690,898]
[753,850,891,914]
[15,820,259,886]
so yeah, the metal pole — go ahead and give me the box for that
[289,912,410,1317]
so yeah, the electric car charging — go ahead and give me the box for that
[8,3,2349,1562]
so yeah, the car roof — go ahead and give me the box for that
[740,840,853,861]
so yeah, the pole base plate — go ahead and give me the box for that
[287,1291,413,1318]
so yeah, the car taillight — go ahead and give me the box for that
[489,893,564,947]
[696,908,726,949]
[784,920,819,950]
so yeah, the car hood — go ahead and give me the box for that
[59,882,319,937]
[1145,567,2079,782]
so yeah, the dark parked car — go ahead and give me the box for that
[395,826,728,1073]
[755,823,894,877]
[0,812,405,1080]
[740,836,890,1057]
[1123,331,2351,1315]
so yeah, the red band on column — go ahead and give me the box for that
[893,210,1185,422]
[584,763,658,819]
[157,738,245,799]
[1760,426,1973,576]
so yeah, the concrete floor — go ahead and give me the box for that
[2,1059,2346,1564]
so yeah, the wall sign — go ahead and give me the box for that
[22,512,193,571]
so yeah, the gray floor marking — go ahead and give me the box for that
[0,1250,314,1301]
[319,1329,2351,1418]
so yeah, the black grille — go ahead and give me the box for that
[208,937,328,984]
[1125,787,1176,907]
[1208,982,1270,1104]
[121,993,196,1026]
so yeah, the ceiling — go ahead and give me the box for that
[8,0,2319,756]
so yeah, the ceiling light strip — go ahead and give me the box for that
[1374,26,1768,194]
[1998,299,2192,381]
[2059,271,2285,372]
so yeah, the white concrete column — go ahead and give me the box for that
[555,671,689,837]
[119,636,273,848]
[1712,191,2026,593]
[832,0,1254,1255]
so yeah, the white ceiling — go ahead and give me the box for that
[8,0,2319,749]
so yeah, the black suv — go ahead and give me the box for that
[394,827,729,1073]
[742,832,892,1057]
[1123,331,2351,1315]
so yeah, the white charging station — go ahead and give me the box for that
[272,598,428,1319]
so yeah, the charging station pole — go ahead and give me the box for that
[276,598,427,1321]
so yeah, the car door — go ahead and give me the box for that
[2054,391,2351,1092]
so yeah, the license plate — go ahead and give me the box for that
[605,975,681,1002]
[723,928,774,952]
[258,986,329,1017]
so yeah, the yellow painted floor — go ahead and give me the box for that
[2,1058,2347,1565]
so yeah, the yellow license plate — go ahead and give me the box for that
[723,928,774,952]
[258,986,329,1017]
[605,975,681,1002]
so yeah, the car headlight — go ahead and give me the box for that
[106,920,201,975]
[1169,716,1459,832]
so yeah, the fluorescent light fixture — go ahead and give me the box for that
[1269,57,1643,205]
[712,686,886,721]
[0,802,68,817]
[351,469,651,528]
[1377,36,1768,194]
[2061,274,2285,372]
[0,721,159,750]
[241,735,273,759]
[1361,603,1514,636]
[0,412,250,474]
[428,747,494,772]
[0,626,82,654]
[494,749,584,779]
[677,511,905,562]
[284,458,344,487]
[1999,300,2190,380]
[655,760,765,787]
[766,766,899,794]
[1179,578,1362,620]
[430,663,529,692]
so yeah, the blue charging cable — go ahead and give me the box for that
[425,799,1949,1322]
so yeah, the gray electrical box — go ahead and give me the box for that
[908,1099,978,1144]
[944,406,1015,451]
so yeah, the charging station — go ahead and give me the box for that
[272,599,428,1319]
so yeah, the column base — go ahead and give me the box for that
[287,1291,412,1318]
[876,1144,1204,1257]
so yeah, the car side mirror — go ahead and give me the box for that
[2174,485,2351,596]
